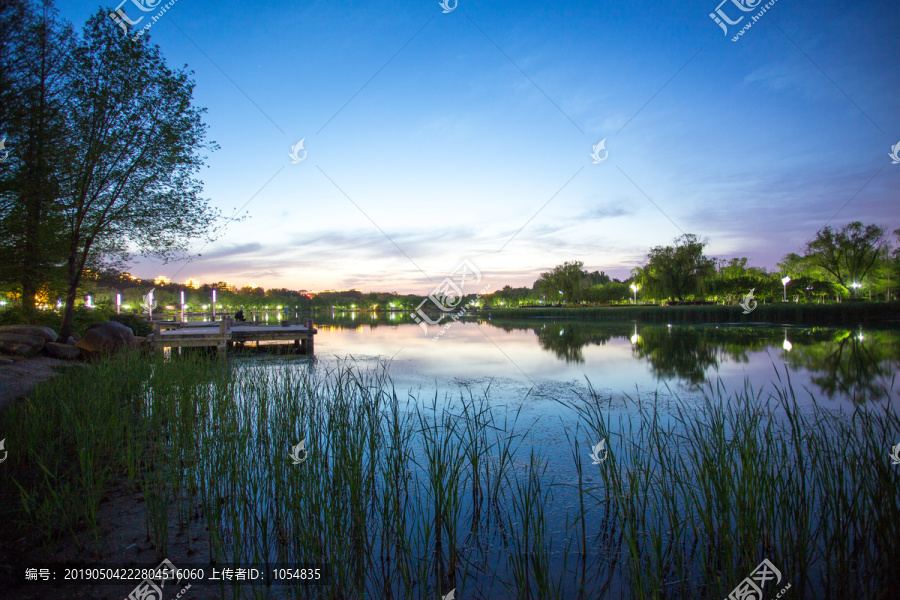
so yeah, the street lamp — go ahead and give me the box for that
[630,283,638,305]
[850,282,861,299]
[180,290,185,323]
[781,276,791,302]
[116,293,121,315]
[212,289,217,318]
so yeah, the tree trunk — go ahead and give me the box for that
[58,239,90,342]
[58,279,80,343]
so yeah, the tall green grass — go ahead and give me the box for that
[1,352,897,598]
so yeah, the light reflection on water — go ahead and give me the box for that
[216,317,898,597]
[307,318,899,410]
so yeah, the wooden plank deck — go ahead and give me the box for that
[147,318,317,356]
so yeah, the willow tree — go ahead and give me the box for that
[534,260,587,303]
[641,233,716,302]
[802,222,887,299]
[56,11,220,339]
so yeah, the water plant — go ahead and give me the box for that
[1,351,897,599]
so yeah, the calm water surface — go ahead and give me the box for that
[306,315,899,411]
[213,314,899,597]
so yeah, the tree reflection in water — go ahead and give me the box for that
[630,326,719,386]
[313,314,899,405]
[782,329,899,404]
[488,318,898,403]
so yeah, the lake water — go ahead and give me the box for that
[212,314,898,597]
[307,314,899,411]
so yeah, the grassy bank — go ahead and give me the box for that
[0,353,897,598]
[481,301,900,326]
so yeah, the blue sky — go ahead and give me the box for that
[60,0,899,293]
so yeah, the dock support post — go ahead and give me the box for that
[305,318,315,355]
[152,322,162,353]
[218,319,228,357]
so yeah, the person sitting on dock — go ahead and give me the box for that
[234,307,246,322]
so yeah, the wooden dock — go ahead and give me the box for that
[147,318,317,356]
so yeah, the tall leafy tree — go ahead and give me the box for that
[534,260,586,303]
[55,11,221,339]
[0,0,74,313]
[641,234,715,301]
[802,222,887,298]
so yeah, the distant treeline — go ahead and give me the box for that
[481,302,900,327]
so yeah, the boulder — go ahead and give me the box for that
[76,321,136,359]
[43,342,82,360]
[0,325,58,343]
[67,333,81,346]
[0,333,46,357]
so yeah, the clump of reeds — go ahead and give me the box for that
[1,351,897,599]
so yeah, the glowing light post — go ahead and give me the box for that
[630,283,638,305]
[180,290,185,323]
[116,293,121,315]
[212,289,217,319]
[148,289,154,321]
[86,295,93,309]
[781,276,791,302]
[850,282,861,299]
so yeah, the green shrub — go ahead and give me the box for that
[0,306,112,336]
[108,312,152,336]
[0,306,151,337]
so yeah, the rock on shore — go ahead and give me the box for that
[76,321,136,359]
[0,333,46,357]
[43,341,83,360]
[0,325,59,343]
